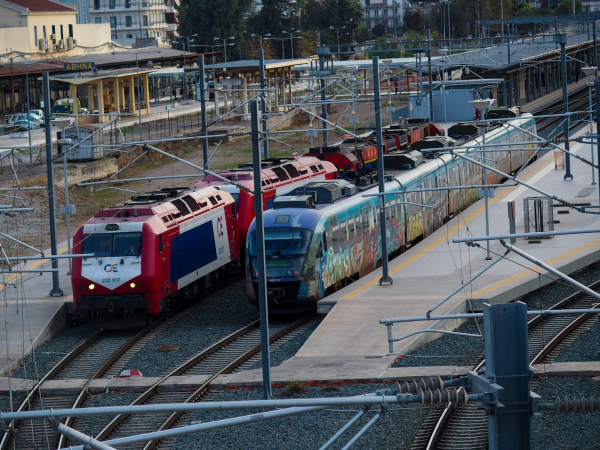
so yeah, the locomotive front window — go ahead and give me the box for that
[83,232,141,257]
[249,228,312,257]
[113,233,142,256]
[82,233,112,257]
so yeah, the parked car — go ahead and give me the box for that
[29,109,44,118]
[7,113,43,127]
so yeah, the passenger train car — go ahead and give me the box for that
[246,113,538,311]
[302,121,444,173]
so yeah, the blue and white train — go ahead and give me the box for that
[246,113,538,311]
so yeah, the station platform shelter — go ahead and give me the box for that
[409,33,599,113]
[49,68,153,123]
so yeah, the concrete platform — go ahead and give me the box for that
[0,240,73,377]
[281,125,600,375]
[521,78,589,114]
[1,361,597,393]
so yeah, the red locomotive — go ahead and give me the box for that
[71,156,337,327]
[192,156,337,253]
[302,120,444,172]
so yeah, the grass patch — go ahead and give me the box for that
[280,380,309,397]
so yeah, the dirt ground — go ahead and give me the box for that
[0,94,408,260]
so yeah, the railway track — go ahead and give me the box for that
[64,314,323,450]
[410,280,600,450]
[0,276,247,450]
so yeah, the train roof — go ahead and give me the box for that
[194,156,336,190]
[254,207,324,232]
[89,186,232,228]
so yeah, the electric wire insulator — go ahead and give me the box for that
[554,397,600,416]
[418,387,470,408]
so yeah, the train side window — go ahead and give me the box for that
[323,233,328,252]
[390,199,396,219]
[348,218,356,249]
[385,202,390,220]
[332,225,339,242]
[310,165,319,173]
[158,234,163,253]
[317,243,323,259]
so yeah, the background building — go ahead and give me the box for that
[361,0,403,35]
[0,0,111,54]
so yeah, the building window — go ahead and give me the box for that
[125,0,131,7]
[34,26,37,43]
[126,16,132,26]
[60,24,64,40]
[110,16,117,28]
[109,0,116,8]
[94,0,99,9]
[69,24,73,37]
[374,9,379,17]
[43,25,47,40]
[127,33,133,38]
[142,15,148,26]
[51,25,56,43]
[95,17,102,23]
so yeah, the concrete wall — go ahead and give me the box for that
[0,26,29,54]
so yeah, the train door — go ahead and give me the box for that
[361,208,371,274]
[348,216,359,276]
[161,233,171,295]
[355,213,364,273]
[422,176,433,238]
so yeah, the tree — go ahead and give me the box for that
[177,0,252,61]
[554,0,582,15]
[295,30,317,57]
[243,36,277,59]
[404,10,424,32]
[355,24,370,43]
[372,22,387,36]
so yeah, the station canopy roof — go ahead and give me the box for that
[407,34,592,73]
[48,68,155,84]
[0,47,199,78]
[203,58,310,76]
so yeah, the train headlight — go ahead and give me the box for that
[89,284,95,290]
[130,282,136,288]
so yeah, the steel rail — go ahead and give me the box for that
[421,278,600,450]
[0,331,106,450]
[56,314,173,449]
[142,313,316,450]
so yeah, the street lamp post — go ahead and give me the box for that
[173,35,196,102]
[214,36,235,63]
[282,29,301,59]
[330,25,346,51]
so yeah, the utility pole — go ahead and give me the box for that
[373,56,392,286]
[199,55,209,169]
[43,72,63,297]
[250,98,271,400]
[595,76,600,204]
[259,48,269,158]
[559,34,574,180]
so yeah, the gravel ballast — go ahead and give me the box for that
[122,280,259,377]
[393,260,600,368]
[174,383,426,450]
[532,377,600,450]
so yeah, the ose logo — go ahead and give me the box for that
[217,216,224,238]
[104,264,118,273]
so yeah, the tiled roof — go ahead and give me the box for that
[4,0,75,12]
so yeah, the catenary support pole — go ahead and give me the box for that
[560,36,573,180]
[481,125,492,260]
[26,64,32,168]
[199,55,209,170]
[483,302,532,450]
[250,99,271,399]
[62,133,72,275]
[596,76,600,206]
[259,48,269,158]
[427,29,434,121]
[373,56,391,285]
[319,54,328,146]
[43,72,63,296]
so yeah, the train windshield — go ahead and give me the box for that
[249,228,312,257]
[83,232,142,257]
